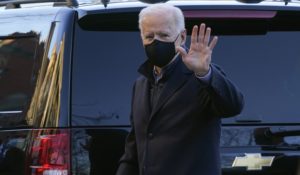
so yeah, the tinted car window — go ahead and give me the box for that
[217,32,300,124]
[72,24,300,125]
[72,24,143,126]
[0,37,38,127]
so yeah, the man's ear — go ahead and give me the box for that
[180,29,187,45]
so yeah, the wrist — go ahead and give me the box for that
[195,67,210,77]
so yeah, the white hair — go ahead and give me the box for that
[138,3,185,33]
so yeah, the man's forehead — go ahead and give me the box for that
[141,14,176,30]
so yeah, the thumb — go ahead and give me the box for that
[176,46,187,59]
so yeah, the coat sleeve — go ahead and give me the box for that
[201,64,245,118]
[116,83,139,175]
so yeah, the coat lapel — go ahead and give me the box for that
[134,77,152,122]
[140,80,151,120]
[150,59,192,119]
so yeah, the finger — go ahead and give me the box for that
[209,36,218,50]
[204,27,211,46]
[176,46,188,59]
[198,23,206,43]
[191,25,198,44]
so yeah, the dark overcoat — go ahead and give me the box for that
[117,57,244,175]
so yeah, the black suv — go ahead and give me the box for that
[0,0,299,174]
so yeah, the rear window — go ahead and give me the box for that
[0,36,38,127]
[72,24,300,126]
[216,32,300,124]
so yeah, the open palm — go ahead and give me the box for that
[177,23,218,76]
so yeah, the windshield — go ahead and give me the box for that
[72,24,300,125]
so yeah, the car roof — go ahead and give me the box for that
[75,0,300,21]
[1,0,300,23]
[1,0,300,9]
[77,0,300,8]
[76,0,300,15]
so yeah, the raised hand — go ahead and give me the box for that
[177,23,218,76]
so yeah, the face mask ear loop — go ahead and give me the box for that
[174,33,180,43]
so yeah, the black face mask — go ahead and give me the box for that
[144,35,179,68]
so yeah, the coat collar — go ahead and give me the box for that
[150,57,192,119]
[138,55,192,81]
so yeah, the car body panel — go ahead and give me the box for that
[0,1,299,175]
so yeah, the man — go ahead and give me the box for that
[116,3,244,175]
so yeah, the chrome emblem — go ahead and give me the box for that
[232,153,275,171]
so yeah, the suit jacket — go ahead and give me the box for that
[116,57,244,175]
